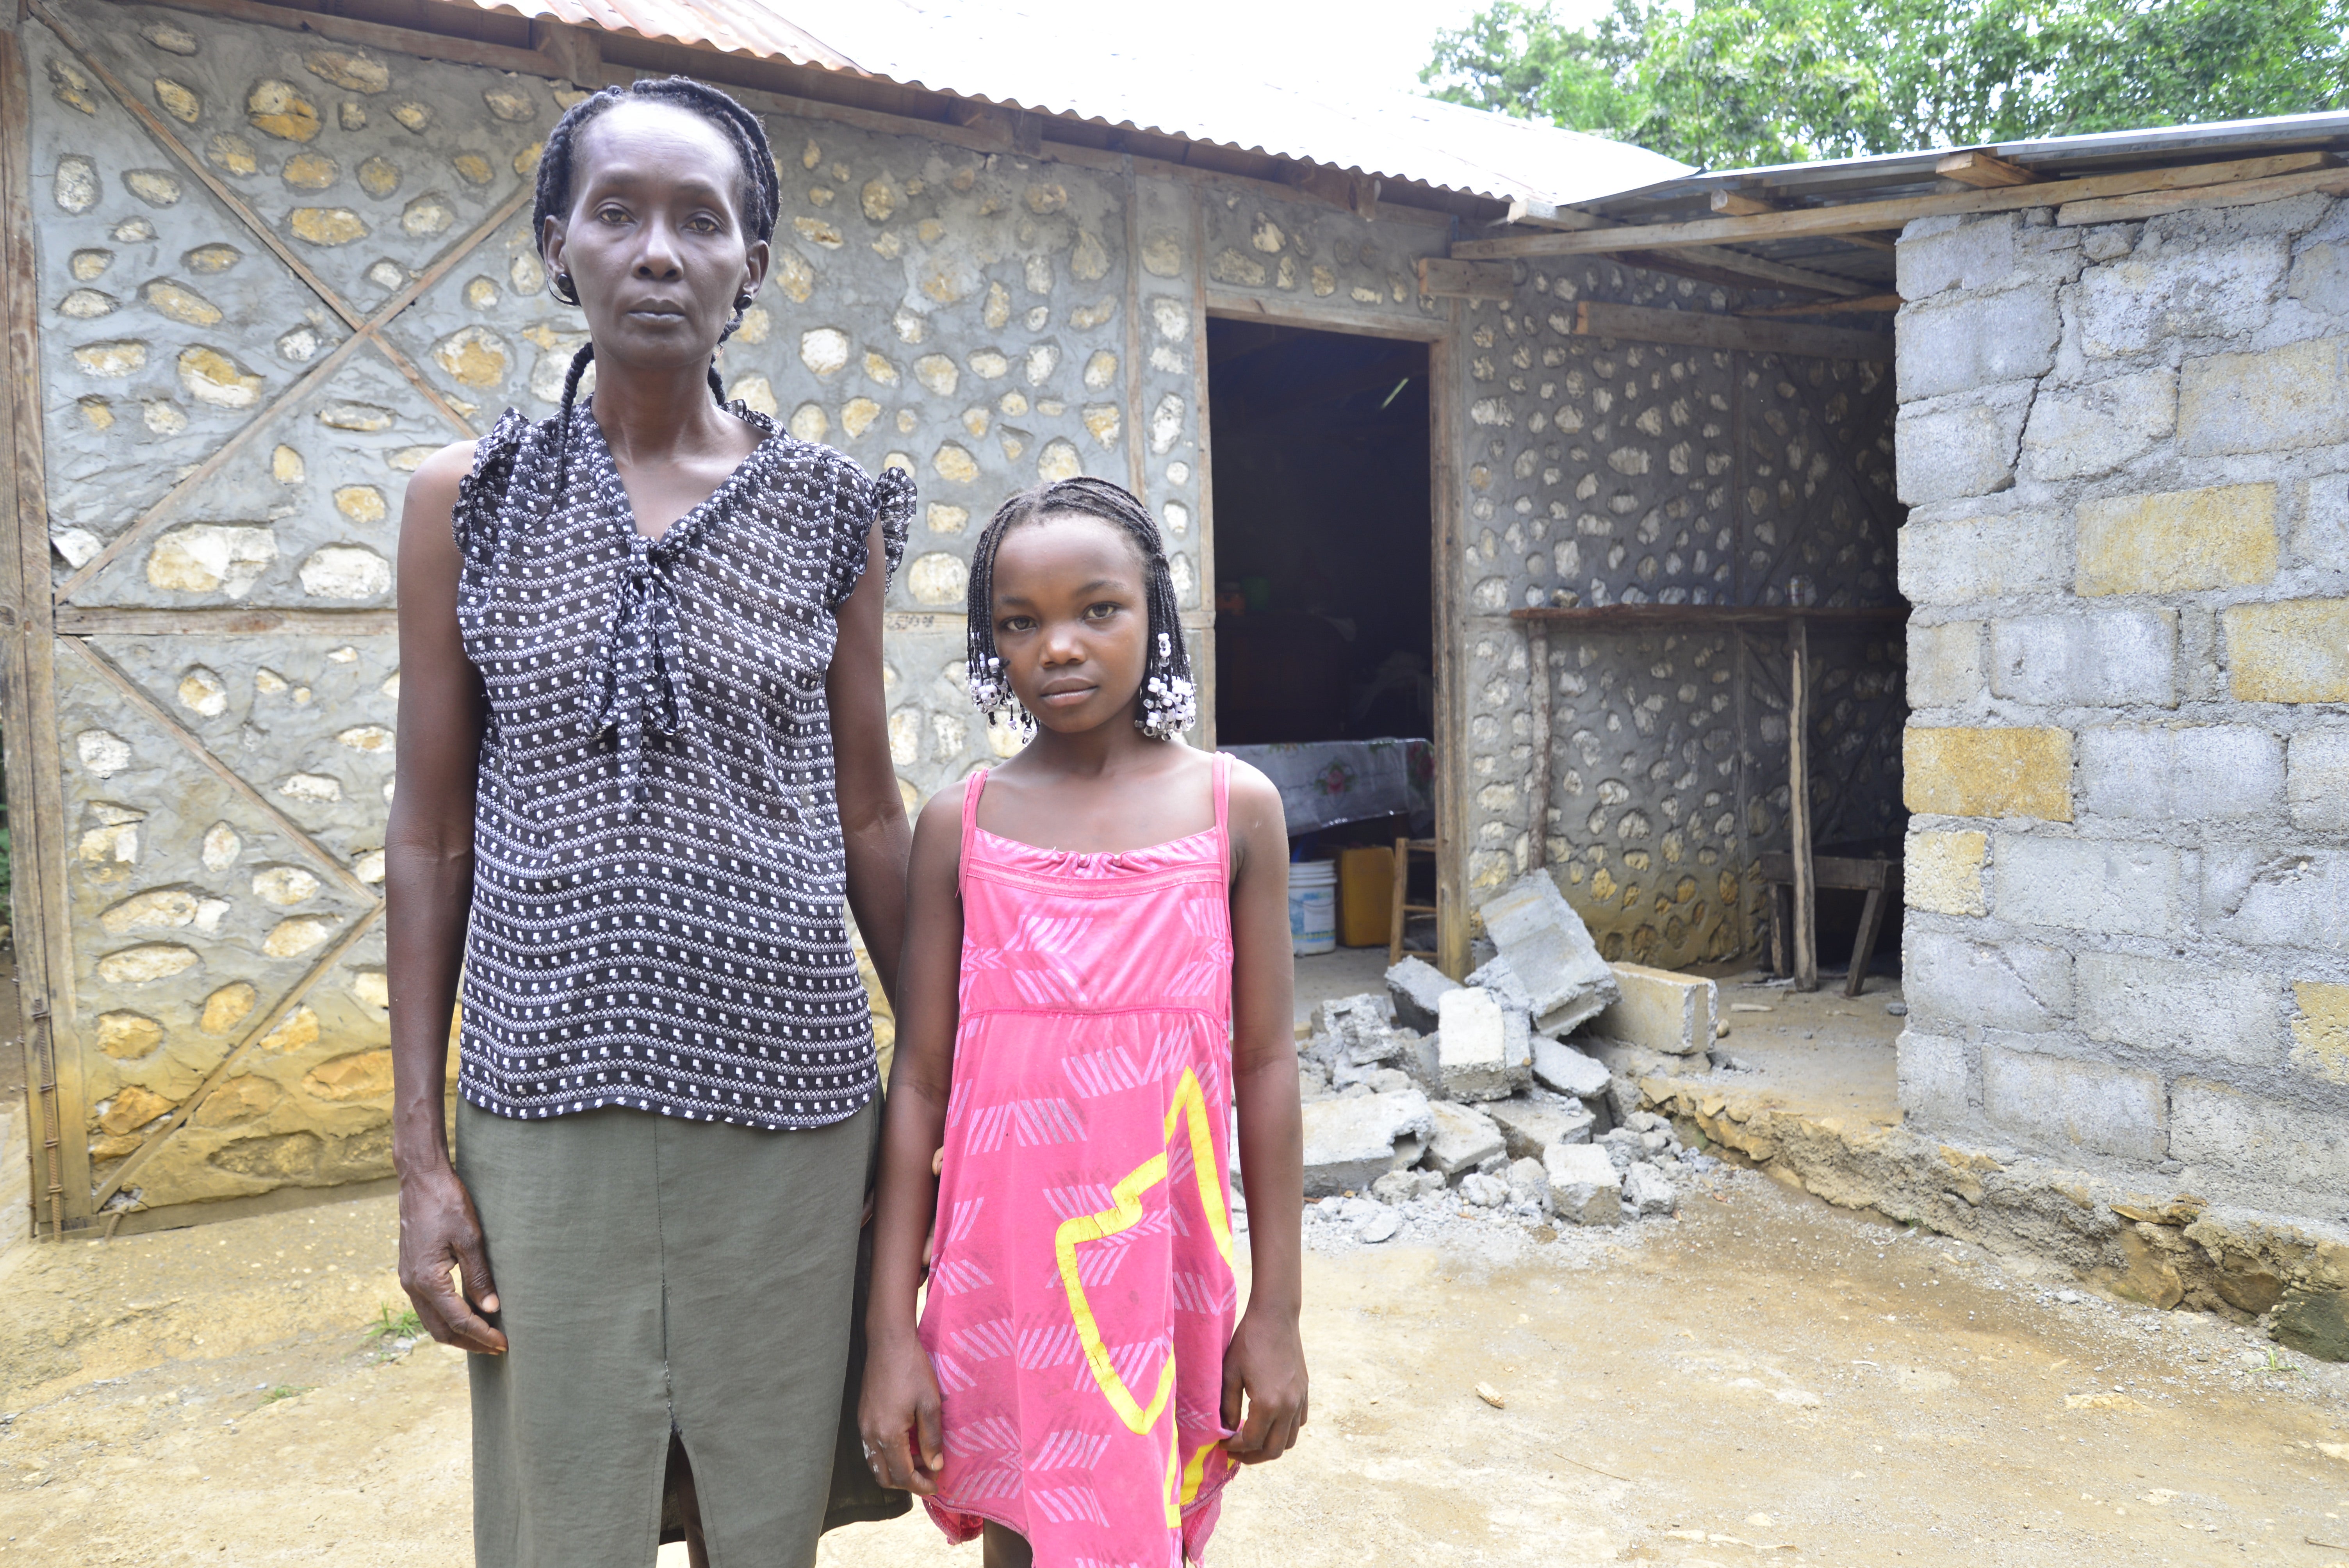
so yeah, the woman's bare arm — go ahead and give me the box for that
[829,515,912,1003]
[1220,763,1307,1462]
[859,781,966,1493]
[385,439,506,1354]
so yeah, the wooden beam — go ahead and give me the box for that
[53,608,399,635]
[1936,150,2042,188]
[1840,232,1898,252]
[1508,604,1905,627]
[1452,151,2338,259]
[2057,162,2349,226]
[1710,189,1781,216]
[1738,293,1903,317]
[1789,617,1817,992]
[1418,257,1514,303]
[1568,300,1891,363]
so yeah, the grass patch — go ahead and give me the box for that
[366,1303,422,1341]
[260,1384,313,1403]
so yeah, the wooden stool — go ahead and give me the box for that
[1388,837,1438,966]
[1756,851,1900,998]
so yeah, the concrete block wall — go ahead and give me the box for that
[1895,198,2349,1219]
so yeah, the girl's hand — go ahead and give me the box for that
[858,1333,946,1495]
[1219,1306,1308,1464]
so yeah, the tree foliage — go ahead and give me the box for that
[1424,0,2349,169]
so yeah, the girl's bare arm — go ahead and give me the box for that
[1221,763,1308,1463]
[859,780,967,1494]
[385,441,506,1354]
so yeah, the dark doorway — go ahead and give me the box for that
[1205,322,1432,746]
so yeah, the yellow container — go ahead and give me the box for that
[1337,845,1395,948]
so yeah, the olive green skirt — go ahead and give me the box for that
[455,1099,904,1568]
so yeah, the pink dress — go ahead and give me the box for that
[919,755,1241,1566]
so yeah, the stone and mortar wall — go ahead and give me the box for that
[1447,264,1904,968]
[1895,197,2349,1224]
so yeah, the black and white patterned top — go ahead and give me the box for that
[449,399,914,1129]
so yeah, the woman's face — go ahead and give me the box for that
[989,512,1152,736]
[542,100,768,373]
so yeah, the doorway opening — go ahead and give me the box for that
[1205,318,1438,985]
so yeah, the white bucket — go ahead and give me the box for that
[1289,859,1338,956]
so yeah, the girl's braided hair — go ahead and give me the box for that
[965,477,1197,741]
[532,77,781,454]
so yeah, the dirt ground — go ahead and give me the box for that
[4,1154,2347,1567]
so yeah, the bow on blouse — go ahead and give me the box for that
[586,539,691,813]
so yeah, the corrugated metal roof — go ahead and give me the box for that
[448,0,1690,207]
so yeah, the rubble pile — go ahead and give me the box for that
[1294,871,1730,1245]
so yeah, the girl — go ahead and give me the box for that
[861,479,1308,1566]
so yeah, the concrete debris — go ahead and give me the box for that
[1465,953,1533,1018]
[1484,1093,1595,1160]
[1358,1208,1402,1244]
[1424,1101,1507,1176]
[1478,871,1620,1035]
[1458,1171,1511,1207]
[1506,1156,1547,1205]
[1300,1089,1432,1197]
[1474,1381,1506,1409]
[1435,986,1531,1102]
[1385,956,1458,1033]
[1592,962,1719,1057]
[1314,989,1394,1040]
[1371,1168,1445,1204]
[1597,1128,1645,1171]
[1622,1162,1679,1218]
[1531,1036,1611,1099]
[1543,1143,1623,1226]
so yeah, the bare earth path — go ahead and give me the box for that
[3,1169,2346,1567]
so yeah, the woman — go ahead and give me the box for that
[387,77,913,1567]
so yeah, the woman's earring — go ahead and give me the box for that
[734,292,754,311]
[552,270,578,304]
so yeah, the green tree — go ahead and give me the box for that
[1424,0,2349,169]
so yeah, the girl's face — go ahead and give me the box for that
[989,512,1151,735]
[542,100,767,372]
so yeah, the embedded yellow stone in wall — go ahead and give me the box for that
[1082,404,1121,448]
[452,153,492,186]
[1037,438,1081,483]
[982,281,1011,331]
[153,78,201,123]
[861,351,896,385]
[349,155,400,198]
[465,278,498,310]
[1069,300,1115,331]
[59,289,114,319]
[1902,726,2073,821]
[333,485,387,524]
[968,349,1009,380]
[928,503,968,535]
[841,398,881,438]
[290,207,367,246]
[305,50,390,93]
[282,152,338,191]
[272,445,305,484]
[98,944,200,984]
[124,169,185,206]
[99,1084,176,1137]
[800,328,850,378]
[794,216,843,249]
[2292,982,2349,1085]
[932,442,978,483]
[905,552,967,606]
[70,249,113,281]
[97,1012,164,1059]
[337,725,392,753]
[150,524,278,597]
[402,194,454,237]
[431,325,508,388]
[483,84,536,122]
[1025,184,1068,214]
[862,178,897,222]
[303,1049,394,1102]
[205,133,259,176]
[75,341,146,378]
[788,403,829,442]
[264,916,337,958]
[186,244,240,273]
[340,103,367,131]
[513,142,544,176]
[914,354,958,396]
[735,306,770,344]
[1082,350,1117,390]
[1905,829,1987,916]
[775,251,814,303]
[1072,231,1109,282]
[248,80,322,141]
[194,1075,281,1128]
[961,408,990,439]
[202,981,259,1034]
[179,346,262,408]
[259,1006,319,1053]
[392,102,430,133]
[802,139,822,170]
[2225,599,2349,702]
[144,280,221,327]
[2076,483,2277,595]
[729,376,777,416]
[177,665,229,716]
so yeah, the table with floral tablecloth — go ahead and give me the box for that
[1220,739,1434,836]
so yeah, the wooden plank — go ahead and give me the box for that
[98,1174,401,1240]
[141,0,557,77]
[1738,293,1903,317]
[1789,617,1816,992]
[1122,159,1148,502]
[61,639,381,904]
[1570,301,1891,363]
[1619,246,1874,298]
[1509,604,1905,627]
[2057,163,2349,226]
[1431,298,1469,980]
[1937,150,2042,188]
[1451,151,2338,258]
[1203,288,1450,343]
[54,608,400,635]
[1710,190,1780,216]
[1755,851,1891,891]
[1418,258,1514,303]
[1188,192,1218,750]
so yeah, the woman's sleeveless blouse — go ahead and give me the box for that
[449,399,913,1129]
[920,758,1242,1565]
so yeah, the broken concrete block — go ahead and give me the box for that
[1385,956,1458,1033]
[1478,871,1621,1035]
[1531,1036,1611,1099]
[1300,1089,1432,1197]
[1543,1142,1623,1226]
[1466,953,1532,1018]
[1423,1101,1506,1176]
[1506,1155,1547,1205]
[1314,990,1394,1039]
[1371,1168,1443,1204]
[1435,987,1531,1102]
[1622,1162,1678,1218]
[1395,1029,1442,1096]
[1358,1208,1402,1244]
[1591,962,1719,1056]
[1484,1093,1595,1160]
[1459,1171,1510,1207]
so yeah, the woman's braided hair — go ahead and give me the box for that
[964,477,1197,741]
[531,77,781,461]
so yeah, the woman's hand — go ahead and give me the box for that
[397,1161,508,1354]
[858,1330,946,1495]
[1219,1305,1308,1464]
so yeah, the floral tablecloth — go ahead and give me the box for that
[1221,739,1434,836]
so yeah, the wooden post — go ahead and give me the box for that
[1526,621,1550,872]
[1789,617,1818,991]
